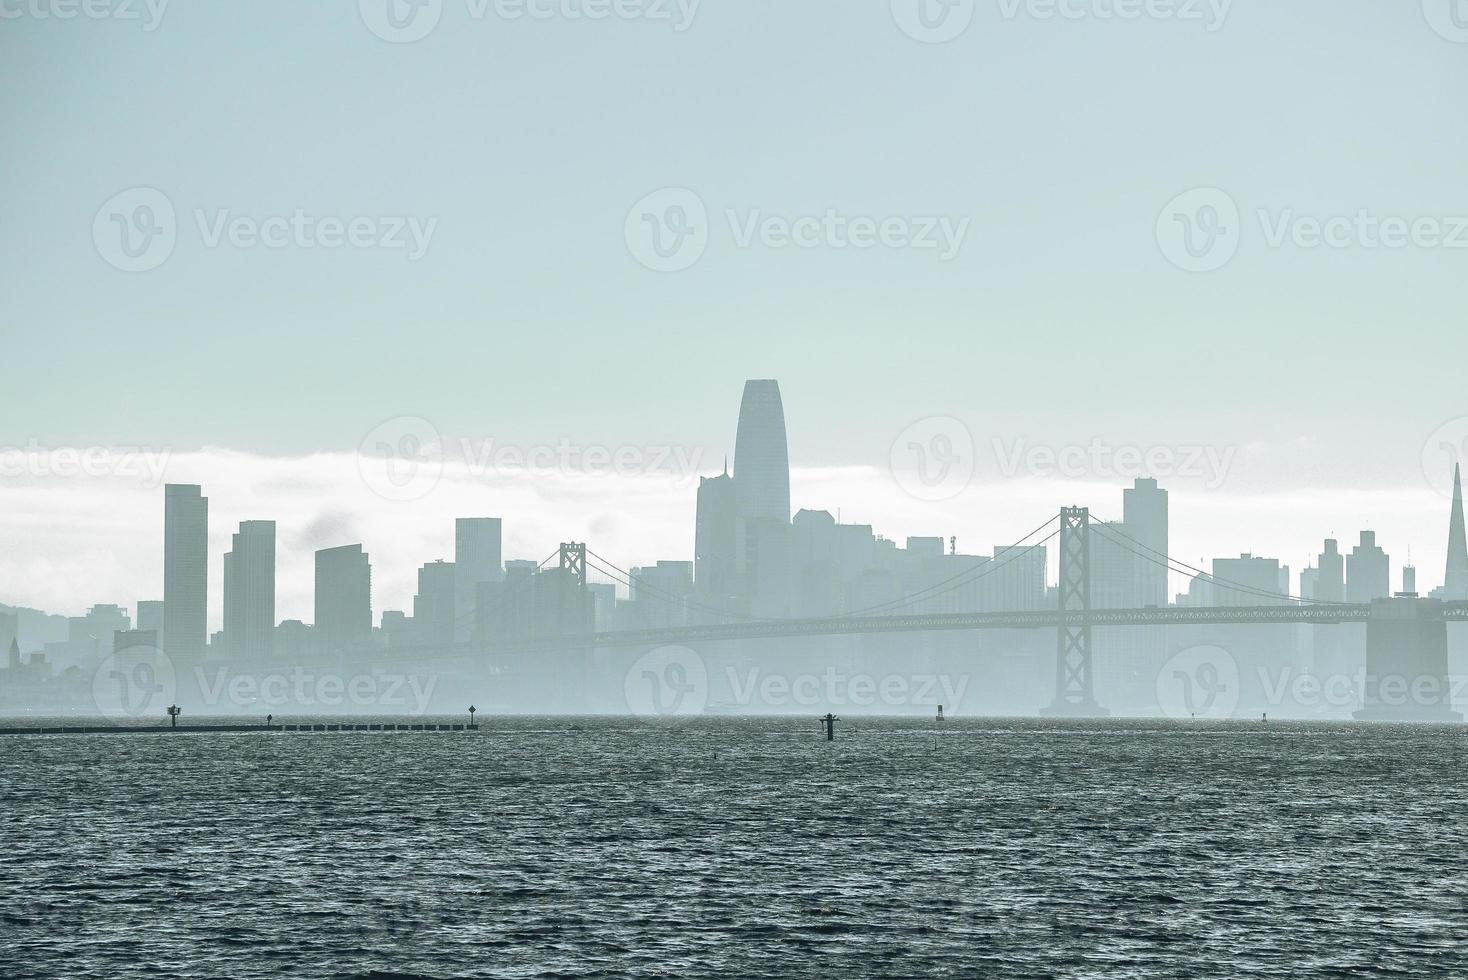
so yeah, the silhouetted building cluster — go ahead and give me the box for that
[3,384,1467,721]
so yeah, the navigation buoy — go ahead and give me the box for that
[820,713,839,741]
[936,704,945,723]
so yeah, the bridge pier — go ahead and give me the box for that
[1354,596,1462,721]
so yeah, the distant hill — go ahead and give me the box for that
[0,603,71,653]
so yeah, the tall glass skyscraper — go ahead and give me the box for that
[1122,477,1169,607]
[223,520,276,661]
[732,380,791,527]
[732,380,792,617]
[163,484,208,663]
[315,544,372,657]
[455,518,503,642]
[694,466,736,606]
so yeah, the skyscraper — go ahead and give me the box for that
[694,465,737,604]
[315,544,372,657]
[1346,531,1390,603]
[1444,464,1468,600]
[223,520,276,661]
[732,380,792,615]
[163,484,208,663]
[455,518,503,642]
[136,600,164,637]
[414,560,457,646]
[628,560,695,629]
[1315,539,1344,602]
[733,380,791,527]
[1122,478,1168,607]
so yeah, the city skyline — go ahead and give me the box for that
[8,5,1466,976]
[4,380,1466,653]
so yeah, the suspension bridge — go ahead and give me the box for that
[393,507,1468,717]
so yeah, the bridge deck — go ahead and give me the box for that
[400,600,1468,657]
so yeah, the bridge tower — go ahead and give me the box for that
[554,543,593,711]
[1044,507,1107,716]
[556,543,590,635]
[559,542,587,589]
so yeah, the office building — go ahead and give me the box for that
[455,518,503,642]
[163,484,208,662]
[223,520,276,661]
[315,544,372,657]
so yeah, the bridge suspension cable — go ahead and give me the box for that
[830,514,1063,619]
[1086,519,1340,607]
[439,549,561,634]
[583,548,771,624]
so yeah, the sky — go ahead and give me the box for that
[2,0,1467,622]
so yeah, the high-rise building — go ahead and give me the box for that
[1211,554,1290,607]
[455,518,503,642]
[1307,538,1352,683]
[1444,464,1468,600]
[1315,539,1344,602]
[1122,478,1169,607]
[163,484,208,663]
[792,509,840,618]
[1299,566,1319,600]
[68,604,131,665]
[380,610,413,647]
[1346,531,1390,603]
[733,378,791,536]
[694,466,737,603]
[414,560,457,646]
[587,582,617,631]
[136,600,164,637]
[745,519,793,619]
[628,561,695,629]
[733,379,791,525]
[223,520,276,661]
[315,544,372,657]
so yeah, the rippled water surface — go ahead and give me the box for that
[2,718,1466,979]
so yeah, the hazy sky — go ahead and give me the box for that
[3,0,1467,619]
